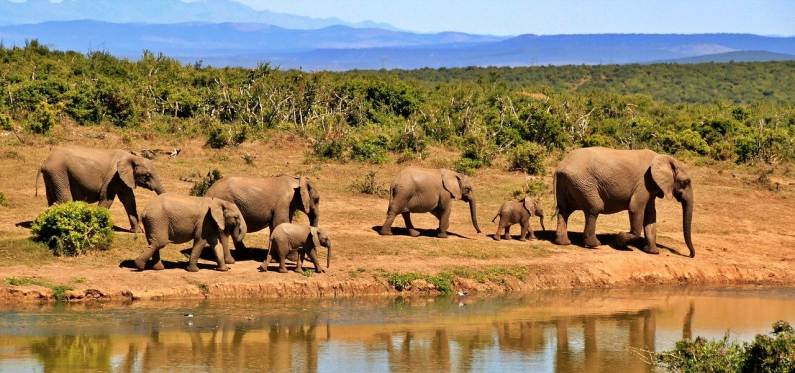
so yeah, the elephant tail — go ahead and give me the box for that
[34,168,42,197]
[491,211,499,223]
[551,170,560,218]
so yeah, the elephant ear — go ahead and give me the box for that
[117,156,136,189]
[208,199,226,231]
[650,155,676,199]
[522,196,534,215]
[309,227,321,248]
[298,176,312,212]
[441,169,462,200]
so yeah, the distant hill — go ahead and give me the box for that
[659,50,795,64]
[1,20,794,70]
[0,0,396,30]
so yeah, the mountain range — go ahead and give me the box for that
[0,0,396,30]
[0,0,793,70]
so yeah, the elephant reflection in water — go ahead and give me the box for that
[30,335,113,373]
[113,316,323,373]
[379,330,453,372]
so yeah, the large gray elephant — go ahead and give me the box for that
[379,167,481,238]
[38,147,165,232]
[135,193,247,272]
[553,147,695,257]
[205,175,319,263]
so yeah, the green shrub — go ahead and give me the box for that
[508,142,547,175]
[0,191,7,207]
[27,102,56,134]
[0,113,12,130]
[206,124,247,149]
[313,137,346,160]
[31,202,113,256]
[350,135,389,164]
[652,321,795,373]
[350,170,389,197]
[190,169,223,196]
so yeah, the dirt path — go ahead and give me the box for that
[1,128,794,303]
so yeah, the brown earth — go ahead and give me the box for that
[1,124,794,303]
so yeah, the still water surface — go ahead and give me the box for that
[0,288,793,372]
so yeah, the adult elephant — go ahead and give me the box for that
[38,147,166,232]
[379,167,481,238]
[553,147,695,257]
[205,175,319,263]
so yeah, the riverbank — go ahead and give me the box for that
[1,128,794,303]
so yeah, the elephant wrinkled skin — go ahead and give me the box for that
[380,167,481,238]
[205,175,319,262]
[136,194,247,272]
[553,147,696,257]
[38,147,165,232]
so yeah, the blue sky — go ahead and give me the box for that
[233,0,795,36]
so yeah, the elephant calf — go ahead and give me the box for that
[492,197,545,241]
[262,223,331,274]
[136,194,247,272]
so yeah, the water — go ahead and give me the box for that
[0,288,792,372]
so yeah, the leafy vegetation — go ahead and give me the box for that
[651,321,794,372]
[189,169,223,196]
[350,170,389,197]
[30,201,113,256]
[386,266,530,294]
[1,42,794,171]
[0,191,7,207]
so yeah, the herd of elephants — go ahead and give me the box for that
[35,145,696,274]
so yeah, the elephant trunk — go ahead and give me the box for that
[151,180,165,195]
[468,197,481,233]
[326,243,331,269]
[309,207,319,227]
[539,214,546,232]
[681,188,695,258]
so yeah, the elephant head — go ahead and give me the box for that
[650,155,695,257]
[522,196,546,231]
[309,227,331,268]
[210,199,247,243]
[108,153,166,195]
[442,170,482,233]
[294,176,320,226]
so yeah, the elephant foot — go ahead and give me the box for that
[379,228,393,236]
[437,231,448,239]
[278,267,289,274]
[134,258,148,271]
[615,232,636,247]
[518,237,527,242]
[408,229,420,237]
[554,235,571,246]
[528,235,536,240]
[257,263,268,272]
[641,244,660,255]
[186,264,200,272]
[224,256,235,265]
[152,261,165,271]
[584,237,602,248]
[216,265,230,272]
[493,235,501,241]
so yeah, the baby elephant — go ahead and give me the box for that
[136,194,247,272]
[262,223,331,274]
[492,196,545,241]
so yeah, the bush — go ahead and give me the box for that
[189,169,223,196]
[31,202,113,256]
[0,191,7,207]
[508,142,547,175]
[206,124,247,149]
[350,170,389,197]
[350,135,389,164]
[652,321,795,373]
[0,113,12,130]
[27,102,56,134]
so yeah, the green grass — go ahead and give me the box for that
[0,238,56,267]
[385,265,530,294]
[3,276,79,302]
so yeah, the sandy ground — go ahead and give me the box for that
[0,125,794,302]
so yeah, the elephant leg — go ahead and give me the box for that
[43,173,70,205]
[186,239,205,272]
[402,212,420,237]
[435,207,450,238]
[277,251,289,273]
[380,199,404,236]
[117,190,141,233]
[308,249,325,273]
[207,237,229,272]
[520,221,530,241]
[617,206,646,247]
[642,202,659,254]
[494,220,502,241]
[583,212,601,248]
[151,249,164,271]
[503,225,511,240]
[219,232,235,264]
[554,209,572,245]
[135,244,162,271]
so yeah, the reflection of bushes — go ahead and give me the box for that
[652,321,794,372]
[31,335,112,372]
